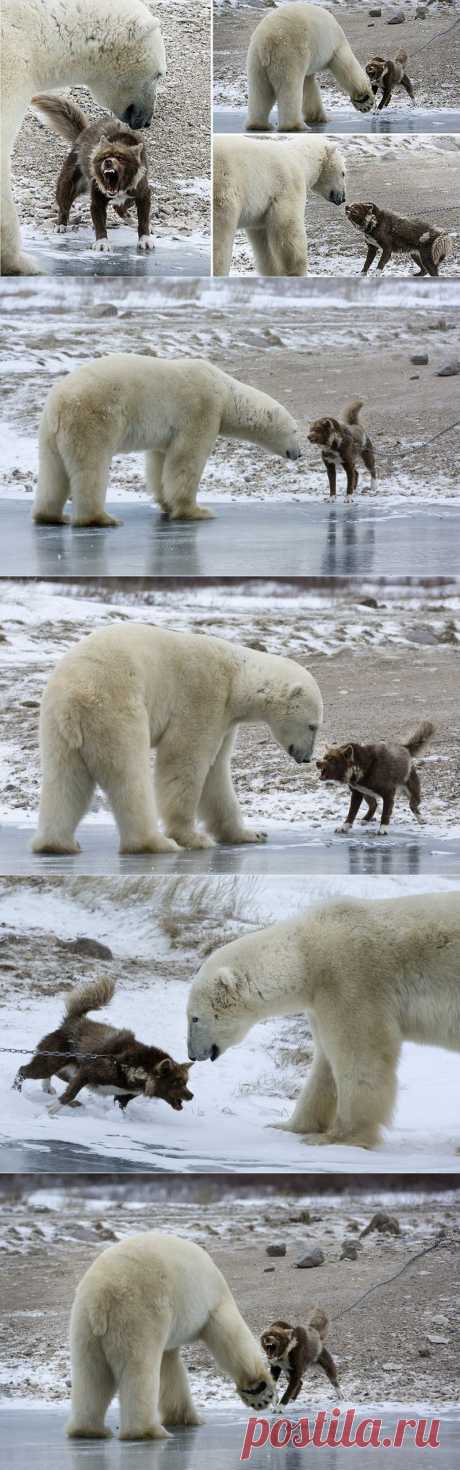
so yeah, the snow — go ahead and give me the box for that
[1,872,459,1172]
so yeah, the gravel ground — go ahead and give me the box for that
[213,3,460,114]
[0,1180,459,1407]
[0,579,459,836]
[0,298,459,502]
[221,137,460,277]
[11,1,211,245]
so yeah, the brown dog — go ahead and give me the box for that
[261,1311,340,1405]
[32,94,153,253]
[345,202,453,277]
[316,722,435,835]
[366,50,415,111]
[308,400,376,497]
[13,976,193,1115]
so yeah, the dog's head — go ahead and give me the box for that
[345,202,379,234]
[145,1057,194,1111]
[91,136,146,197]
[366,57,386,93]
[316,744,356,785]
[308,416,342,448]
[261,1322,292,1362]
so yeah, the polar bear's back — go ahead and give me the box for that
[46,354,235,436]
[215,137,309,222]
[73,1232,229,1347]
[248,3,342,73]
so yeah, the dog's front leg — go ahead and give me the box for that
[90,184,111,253]
[337,789,363,833]
[48,1067,89,1114]
[376,245,392,273]
[136,182,154,252]
[323,456,336,497]
[402,75,415,103]
[362,243,378,274]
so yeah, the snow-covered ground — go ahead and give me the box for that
[0,578,459,840]
[1,873,459,1171]
[0,290,459,504]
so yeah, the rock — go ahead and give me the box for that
[361,1211,400,1238]
[295,1248,324,1270]
[410,353,429,365]
[427,1334,449,1346]
[264,1266,276,1274]
[415,6,427,16]
[358,596,379,609]
[368,7,382,15]
[94,1221,118,1241]
[57,937,113,960]
[341,1241,359,1261]
[418,1345,431,1358]
[437,360,460,377]
[386,11,405,24]
[266,1243,287,1258]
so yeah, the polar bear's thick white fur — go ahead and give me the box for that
[188,893,460,1150]
[246,3,374,132]
[213,135,346,276]
[67,1232,275,1440]
[1,0,166,275]
[34,353,302,525]
[32,623,323,854]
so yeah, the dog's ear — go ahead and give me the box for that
[316,759,324,769]
[98,135,111,150]
[342,744,355,759]
[155,1057,175,1075]
[133,143,144,161]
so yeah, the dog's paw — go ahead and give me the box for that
[47,1100,62,1117]
[335,823,352,835]
[92,239,112,253]
[138,235,155,252]
[55,224,67,234]
[377,826,389,837]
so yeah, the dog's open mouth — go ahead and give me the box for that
[101,162,121,194]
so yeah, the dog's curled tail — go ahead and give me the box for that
[64,975,116,1022]
[342,400,363,426]
[308,1306,328,1341]
[432,233,454,267]
[394,49,408,67]
[404,721,435,756]
[31,94,90,143]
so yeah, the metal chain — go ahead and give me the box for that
[332,1235,458,1325]
[407,16,460,61]
[2,1045,115,1062]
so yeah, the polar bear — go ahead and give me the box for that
[246,3,374,132]
[67,1232,275,1440]
[32,623,323,855]
[1,0,166,275]
[33,354,302,525]
[213,135,346,276]
[187,893,460,1150]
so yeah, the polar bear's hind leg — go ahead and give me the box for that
[275,68,307,133]
[67,1308,115,1439]
[160,1349,203,1427]
[34,416,70,525]
[32,748,95,856]
[96,716,177,854]
[302,77,327,126]
[246,50,275,130]
[213,204,240,276]
[65,452,120,528]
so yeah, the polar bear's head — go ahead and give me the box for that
[188,963,254,1061]
[313,144,346,208]
[263,662,323,767]
[91,15,167,130]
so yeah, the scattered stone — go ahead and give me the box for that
[264,1266,276,1274]
[361,1211,400,1238]
[57,937,113,960]
[368,7,381,14]
[94,1221,118,1240]
[341,1241,359,1261]
[415,6,427,16]
[410,352,429,365]
[387,10,405,23]
[358,596,379,609]
[427,1334,449,1346]
[437,360,460,377]
[266,1243,287,1258]
[418,1345,431,1358]
[295,1248,324,1270]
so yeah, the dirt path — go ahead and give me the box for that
[213,4,460,113]
[11,1,210,243]
[1,1184,458,1407]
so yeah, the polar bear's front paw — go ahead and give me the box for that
[352,91,374,114]
[168,830,215,850]
[3,252,42,276]
[238,1381,275,1411]
[92,239,112,253]
[138,234,155,252]
[232,828,268,845]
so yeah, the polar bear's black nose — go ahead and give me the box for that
[286,447,302,461]
[123,103,153,129]
[330,190,345,206]
[210,1044,220,1062]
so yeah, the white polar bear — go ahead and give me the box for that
[213,135,346,276]
[32,623,323,854]
[67,1232,275,1440]
[246,3,374,132]
[33,353,302,525]
[187,893,460,1150]
[1,0,166,275]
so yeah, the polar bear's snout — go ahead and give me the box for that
[289,743,313,765]
[330,188,346,207]
[187,1016,216,1062]
[286,445,302,461]
[122,101,154,130]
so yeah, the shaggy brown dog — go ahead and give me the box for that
[32,94,153,252]
[345,202,453,277]
[308,400,376,497]
[261,1311,340,1405]
[13,976,193,1114]
[316,722,435,835]
[366,50,415,111]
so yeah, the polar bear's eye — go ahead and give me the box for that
[191,1016,199,1023]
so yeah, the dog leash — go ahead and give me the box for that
[2,1045,124,1062]
[405,16,460,62]
[331,1235,459,1325]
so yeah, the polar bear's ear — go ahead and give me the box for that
[213,966,237,1009]
[289,683,305,700]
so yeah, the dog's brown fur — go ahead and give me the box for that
[13,976,193,1114]
[316,721,435,834]
[308,400,376,497]
[366,49,415,111]
[31,95,153,251]
[261,1310,340,1405]
[345,201,453,277]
